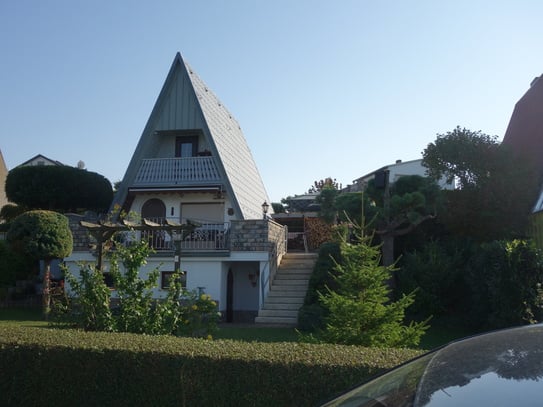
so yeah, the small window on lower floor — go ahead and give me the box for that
[161,271,187,289]
[103,272,114,288]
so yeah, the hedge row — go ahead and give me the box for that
[0,326,422,407]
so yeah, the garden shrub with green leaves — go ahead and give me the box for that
[465,239,543,330]
[54,234,219,338]
[0,325,422,407]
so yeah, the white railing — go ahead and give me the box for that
[133,157,221,186]
[132,218,230,251]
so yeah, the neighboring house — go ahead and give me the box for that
[343,158,455,192]
[17,154,64,167]
[65,53,287,323]
[503,74,543,247]
[502,74,543,215]
[502,74,543,176]
[0,149,8,211]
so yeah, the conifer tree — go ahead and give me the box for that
[319,229,428,347]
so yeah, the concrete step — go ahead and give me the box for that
[254,316,297,325]
[264,295,304,304]
[270,285,307,293]
[255,252,317,327]
[271,279,309,287]
[276,269,313,275]
[257,309,299,318]
[273,273,311,282]
[262,303,301,311]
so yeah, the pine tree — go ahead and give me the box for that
[319,230,428,347]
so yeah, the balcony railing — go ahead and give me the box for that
[131,219,230,252]
[133,157,221,187]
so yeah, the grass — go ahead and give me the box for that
[0,307,472,349]
[0,307,46,327]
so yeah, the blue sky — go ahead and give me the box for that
[1,1,543,203]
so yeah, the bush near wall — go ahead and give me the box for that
[0,326,421,407]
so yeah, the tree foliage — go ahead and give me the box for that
[316,185,339,224]
[423,126,540,241]
[7,210,73,317]
[335,192,364,224]
[309,229,428,347]
[308,177,341,193]
[0,204,25,223]
[5,165,113,213]
[365,175,442,267]
[466,239,543,330]
[397,240,470,318]
[59,233,220,337]
[422,126,499,189]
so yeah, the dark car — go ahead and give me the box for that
[320,324,543,406]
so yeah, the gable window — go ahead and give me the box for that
[175,136,199,158]
[161,271,187,289]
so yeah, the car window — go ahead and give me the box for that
[322,352,434,407]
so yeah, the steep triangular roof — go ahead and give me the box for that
[17,154,64,167]
[502,75,543,173]
[113,53,270,219]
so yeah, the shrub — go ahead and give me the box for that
[5,165,112,213]
[0,325,422,407]
[317,234,428,347]
[397,240,469,318]
[7,210,73,317]
[0,240,35,289]
[466,239,543,330]
[298,241,342,332]
[57,235,219,338]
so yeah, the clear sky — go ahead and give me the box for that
[1,1,543,203]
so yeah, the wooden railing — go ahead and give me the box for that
[133,157,221,186]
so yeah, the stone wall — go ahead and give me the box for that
[230,219,287,254]
[65,213,97,252]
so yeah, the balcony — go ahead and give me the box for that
[135,219,230,252]
[133,157,221,187]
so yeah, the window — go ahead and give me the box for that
[161,271,187,289]
[175,136,199,158]
[103,272,114,288]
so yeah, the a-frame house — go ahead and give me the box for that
[112,52,271,221]
[67,53,291,323]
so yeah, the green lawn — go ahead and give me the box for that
[0,307,471,349]
[0,307,46,327]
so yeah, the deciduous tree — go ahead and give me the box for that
[423,126,540,240]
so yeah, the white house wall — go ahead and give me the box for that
[64,251,268,315]
[131,193,236,223]
[228,261,260,312]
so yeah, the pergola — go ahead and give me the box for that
[79,219,197,272]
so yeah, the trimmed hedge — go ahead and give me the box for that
[0,326,422,407]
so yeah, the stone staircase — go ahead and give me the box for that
[255,252,317,326]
